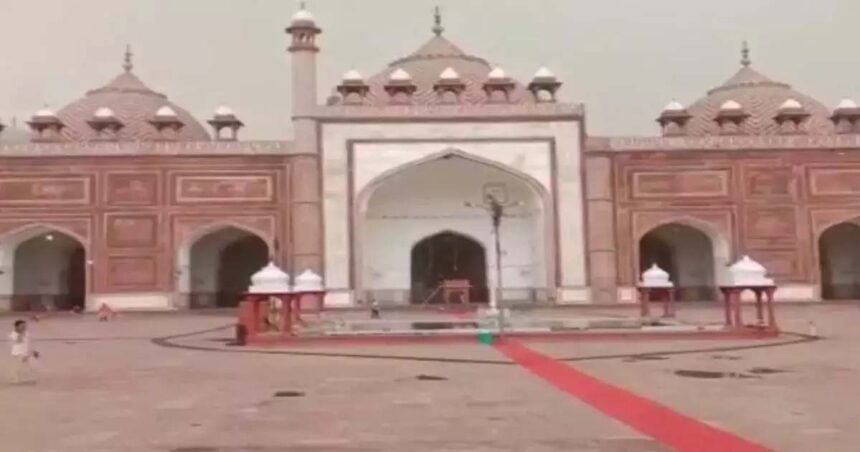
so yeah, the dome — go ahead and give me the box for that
[34,107,57,118]
[94,107,116,118]
[533,67,555,79]
[342,69,364,82]
[214,105,235,116]
[640,263,673,288]
[664,100,685,111]
[683,63,834,136]
[54,62,210,142]
[361,34,536,106]
[291,9,315,24]
[779,98,803,110]
[720,100,743,111]
[488,67,506,80]
[439,67,459,80]
[155,106,178,117]
[836,98,858,109]
[389,68,412,81]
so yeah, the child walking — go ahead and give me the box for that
[9,320,39,384]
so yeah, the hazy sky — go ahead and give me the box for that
[0,0,857,139]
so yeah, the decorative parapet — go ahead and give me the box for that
[311,102,584,121]
[586,134,860,152]
[0,140,299,157]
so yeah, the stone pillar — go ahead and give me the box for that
[289,155,322,273]
[584,155,618,303]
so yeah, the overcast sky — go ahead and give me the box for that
[0,0,857,139]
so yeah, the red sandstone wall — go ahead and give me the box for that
[0,154,320,295]
[607,149,860,287]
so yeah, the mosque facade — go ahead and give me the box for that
[1,7,860,311]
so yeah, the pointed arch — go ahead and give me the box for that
[353,148,556,304]
[410,230,488,304]
[818,221,860,300]
[637,217,731,301]
[175,223,271,308]
[0,224,89,312]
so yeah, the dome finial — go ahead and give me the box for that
[740,40,751,67]
[123,44,133,72]
[432,6,444,36]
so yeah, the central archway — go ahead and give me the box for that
[411,231,487,304]
[355,153,549,306]
[179,226,269,308]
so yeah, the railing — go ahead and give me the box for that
[356,287,553,307]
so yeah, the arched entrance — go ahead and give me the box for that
[819,222,860,300]
[182,226,269,308]
[639,223,722,301]
[411,232,487,304]
[0,229,86,311]
[356,153,548,305]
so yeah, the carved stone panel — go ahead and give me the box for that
[106,214,158,248]
[172,173,275,204]
[744,207,797,248]
[107,256,157,287]
[631,170,729,199]
[0,176,91,205]
[747,250,801,280]
[744,166,795,199]
[809,168,860,196]
[105,172,159,206]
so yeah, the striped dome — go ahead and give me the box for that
[55,69,210,142]
[684,65,834,136]
[360,35,535,106]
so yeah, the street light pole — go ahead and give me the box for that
[466,193,520,317]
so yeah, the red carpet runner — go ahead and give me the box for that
[494,339,770,452]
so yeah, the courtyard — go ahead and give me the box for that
[1,304,858,451]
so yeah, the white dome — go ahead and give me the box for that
[779,98,803,110]
[729,255,766,273]
[248,262,292,294]
[294,269,324,292]
[291,9,315,23]
[836,98,858,109]
[342,69,364,82]
[214,105,235,116]
[155,106,177,117]
[389,68,411,81]
[94,107,115,118]
[488,67,506,80]
[34,108,57,118]
[439,67,459,80]
[533,67,555,79]
[639,263,673,288]
[720,100,743,110]
[727,255,774,287]
[664,100,685,111]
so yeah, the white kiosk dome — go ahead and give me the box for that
[248,262,292,294]
[293,269,323,292]
[727,255,774,287]
[639,263,673,288]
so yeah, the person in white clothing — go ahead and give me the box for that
[9,320,39,384]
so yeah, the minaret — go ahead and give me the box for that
[286,2,321,121]
[285,2,324,275]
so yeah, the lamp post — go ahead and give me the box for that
[465,193,521,316]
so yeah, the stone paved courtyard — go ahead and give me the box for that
[1,304,858,451]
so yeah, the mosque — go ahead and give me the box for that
[1,6,859,312]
